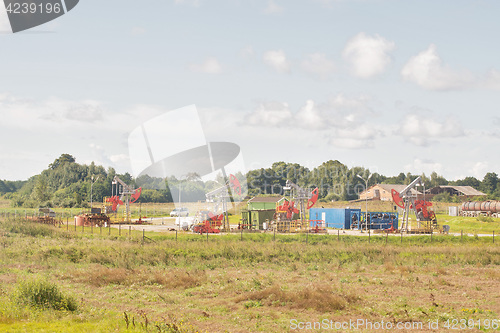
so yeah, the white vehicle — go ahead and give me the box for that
[170,207,189,217]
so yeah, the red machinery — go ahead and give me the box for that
[391,176,437,232]
[277,200,300,219]
[392,189,437,223]
[307,188,319,209]
[309,219,327,233]
[229,174,242,196]
[274,181,319,232]
[105,176,142,223]
[193,212,223,234]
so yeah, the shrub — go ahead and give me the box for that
[14,278,78,311]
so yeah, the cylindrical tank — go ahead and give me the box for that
[462,202,470,211]
[474,202,482,211]
[481,201,489,211]
[491,201,500,213]
[75,215,85,226]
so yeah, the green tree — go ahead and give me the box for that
[452,176,481,188]
[481,172,498,194]
[31,177,51,204]
[48,154,76,169]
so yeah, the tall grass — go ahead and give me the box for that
[13,278,77,311]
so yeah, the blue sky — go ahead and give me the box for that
[1,0,500,181]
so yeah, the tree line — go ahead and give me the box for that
[1,154,499,208]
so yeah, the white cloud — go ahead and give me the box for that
[189,57,222,74]
[471,162,489,180]
[244,95,379,149]
[110,154,130,164]
[263,50,291,73]
[397,113,465,146]
[0,94,106,129]
[244,101,292,126]
[342,32,395,78]
[401,44,475,90]
[88,144,131,170]
[264,0,284,14]
[404,158,443,176]
[295,100,325,129]
[330,138,374,150]
[301,53,335,79]
[482,69,500,90]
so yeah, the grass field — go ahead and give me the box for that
[0,216,499,332]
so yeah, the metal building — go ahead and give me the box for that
[241,196,286,230]
[309,208,361,229]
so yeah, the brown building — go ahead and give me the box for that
[358,184,423,201]
[425,186,486,199]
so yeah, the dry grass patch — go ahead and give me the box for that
[237,284,359,312]
[146,270,206,289]
[72,265,206,289]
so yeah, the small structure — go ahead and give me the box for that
[241,196,286,230]
[32,208,57,225]
[309,208,361,229]
[247,196,286,210]
[358,184,423,201]
[425,186,485,200]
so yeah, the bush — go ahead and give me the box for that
[14,278,78,311]
[433,192,452,202]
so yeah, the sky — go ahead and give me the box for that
[1,0,500,181]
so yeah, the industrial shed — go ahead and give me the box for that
[247,196,286,210]
[358,184,423,201]
[425,186,486,199]
[241,196,287,230]
[309,208,361,229]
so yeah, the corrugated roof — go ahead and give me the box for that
[364,184,422,195]
[428,186,486,196]
[248,196,285,203]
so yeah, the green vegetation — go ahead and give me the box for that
[14,278,78,312]
[3,154,500,210]
[0,217,499,332]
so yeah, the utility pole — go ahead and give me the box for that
[90,175,100,210]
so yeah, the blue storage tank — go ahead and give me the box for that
[309,208,362,229]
